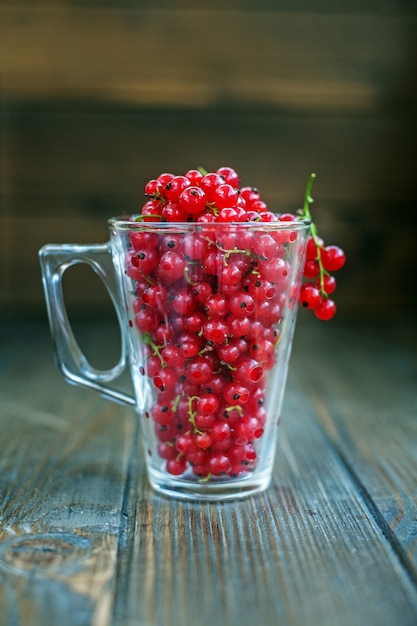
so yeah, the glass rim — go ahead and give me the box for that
[108,216,311,232]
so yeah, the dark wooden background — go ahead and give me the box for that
[1,1,416,323]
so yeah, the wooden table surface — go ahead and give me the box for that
[0,320,416,626]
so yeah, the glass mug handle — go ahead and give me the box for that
[39,243,135,406]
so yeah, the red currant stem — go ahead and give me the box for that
[133,214,164,222]
[224,405,243,416]
[220,361,237,371]
[172,394,181,412]
[184,265,198,285]
[300,173,330,298]
[198,345,213,356]
[187,395,203,434]
[221,246,252,266]
[206,202,219,217]
[301,173,316,221]
[145,188,163,201]
[144,333,165,366]
[198,166,208,175]
[198,473,212,483]
[140,270,156,286]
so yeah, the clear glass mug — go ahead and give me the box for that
[39,218,309,501]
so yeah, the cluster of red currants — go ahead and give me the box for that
[139,166,282,224]
[126,222,292,478]
[300,235,346,320]
[125,167,345,478]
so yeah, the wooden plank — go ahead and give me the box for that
[2,102,416,319]
[1,8,415,112]
[0,323,135,626]
[112,325,417,626]
[1,322,417,625]
[292,322,417,566]
[2,105,416,205]
[1,1,412,15]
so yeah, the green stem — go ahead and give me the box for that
[187,395,203,434]
[300,173,329,298]
[222,246,252,266]
[144,333,165,366]
[133,214,163,222]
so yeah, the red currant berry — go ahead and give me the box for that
[197,393,220,414]
[161,345,184,368]
[305,235,324,261]
[158,442,177,460]
[229,293,256,317]
[184,169,204,185]
[259,257,289,283]
[213,184,239,209]
[240,186,261,207]
[164,175,190,201]
[212,421,231,442]
[194,412,216,430]
[299,283,321,309]
[171,289,196,315]
[183,311,207,334]
[202,320,229,344]
[166,457,187,475]
[207,453,232,476]
[134,308,159,333]
[321,245,346,272]
[186,356,213,384]
[216,166,240,188]
[175,433,196,454]
[233,356,264,384]
[317,274,336,295]
[252,233,279,259]
[278,212,296,221]
[151,402,174,425]
[218,341,242,364]
[204,294,228,318]
[178,334,203,359]
[157,250,186,281]
[195,432,213,449]
[259,212,277,223]
[217,207,241,222]
[157,172,174,186]
[179,186,207,215]
[161,201,189,222]
[249,338,275,362]
[130,231,159,251]
[314,297,336,320]
[144,179,165,198]
[303,259,320,279]
[220,264,242,287]
[153,368,177,392]
[131,249,159,275]
[141,284,167,308]
[223,382,250,405]
[228,316,252,338]
[200,172,224,201]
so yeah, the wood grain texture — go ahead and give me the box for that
[0,322,417,625]
[1,7,415,111]
[1,104,417,318]
[1,4,416,318]
[292,324,417,570]
[0,324,135,626]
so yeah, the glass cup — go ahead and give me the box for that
[39,218,309,501]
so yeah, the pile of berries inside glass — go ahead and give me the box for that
[126,167,345,479]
